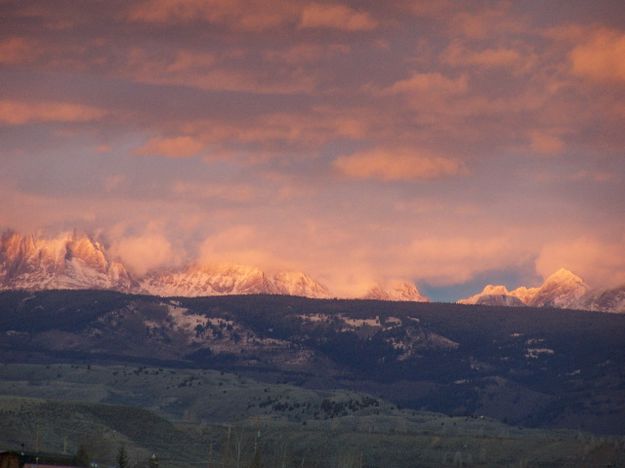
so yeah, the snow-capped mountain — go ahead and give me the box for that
[140,264,331,298]
[457,285,525,306]
[527,268,590,308]
[0,231,136,291]
[577,285,625,313]
[363,281,429,302]
[140,263,277,297]
[455,268,623,312]
[0,231,333,299]
[272,271,331,298]
[2,230,622,310]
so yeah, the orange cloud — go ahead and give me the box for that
[0,100,105,125]
[450,5,526,39]
[442,42,526,69]
[127,0,379,32]
[570,29,625,82]
[135,136,204,158]
[333,149,464,181]
[126,0,293,31]
[263,43,350,64]
[171,181,256,203]
[299,3,378,31]
[398,234,533,285]
[0,37,40,64]
[536,237,625,288]
[122,47,317,94]
[199,225,285,268]
[382,72,468,95]
[110,232,175,276]
[529,131,565,156]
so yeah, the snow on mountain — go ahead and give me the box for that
[140,263,332,299]
[576,285,625,313]
[0,231,136,291]
[2,230,622,310]
[272,271,331,298]
[457,285,525,306]
[363,281,429,302]
[140,263,277,297]
[457,268,608,311]
[527,268,590,308]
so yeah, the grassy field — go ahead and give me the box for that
[1,363,624,467]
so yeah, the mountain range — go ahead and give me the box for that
[0,231,426,302]
[458,268,625,313]
[1,230,623,312]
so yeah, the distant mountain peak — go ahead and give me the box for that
[457,284,525,306]
[0,230,136,292]
[272,271,331,298]
[458,267,597,311]
[364,281,429,302]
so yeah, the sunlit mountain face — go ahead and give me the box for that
[1,230,624,312]
[1,1,624,300]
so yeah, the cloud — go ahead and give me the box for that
[406,236,530,285]
[450,5,526,39]
[171,181,255,203]
[536,237,625,287]
[382,72,468,95]
[442,42,527,69]
[199,225,283,268]
[127,0,378,32]
[529,131,565,155]
[126,0,293,31]
[122,47,317,94]
[0,37,40,64]
[299,3,378,31]
[333,149,464,181]
[263,43,350,64]
[0,100,105,125]
[110,232,176,276]
[570,29,625,83]
[135,136,204,158]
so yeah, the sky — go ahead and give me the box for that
[1,0,625,300]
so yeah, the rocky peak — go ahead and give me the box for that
[364,281,429,302]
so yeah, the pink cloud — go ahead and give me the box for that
[570,29,625,83]
[442,42,529,69]
[263,43,350,64]
[126,0,294,31]
[529,131,565,156]
[110,232,175,276]
[536,237,625,288]
[0,37,40,64]
[333,148,464,181]
[122,47,318,94]
[135,136,204,158]
[382,72,468,95]
[299,3,378,31]
[0,100,105,125]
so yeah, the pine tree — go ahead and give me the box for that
[73,445,90,467]
[117,445,130,468]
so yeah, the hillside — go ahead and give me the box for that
[1,290,624,435]
[1,370,624,468]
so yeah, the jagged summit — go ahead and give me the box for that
[457,284,525,307]
[363,281,429,302]
[457,268,599,311]
[140,262,276,297]
[0,230,334,299]
[272,271,331,298]
[528,268,589,308]
[1,230,623,311]
[0,230,136,291]
[140,263,331,298]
